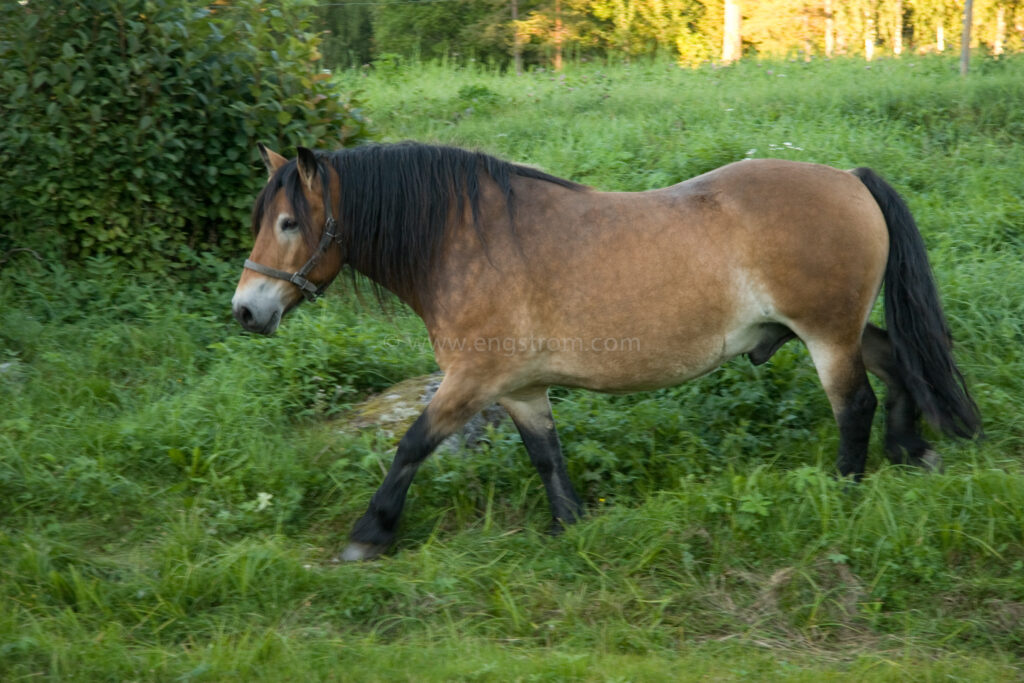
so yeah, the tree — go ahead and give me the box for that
[745,1,823,59]
[512,0,524,73]
[318,1,374,68]
[909,0,958,52]
[723,0,742,61]
[973,0,1024,55]
[372,0,515,63]
[517,1,571,68]
[825,0,836,56]
[879,0,905,55]
[864,2,877,60]
[962,0,975,73]
[313,0,1024,68]
[554,0,565,69]
[372,1,469,61]
[994,1,1007,54]
[0,0,370,262]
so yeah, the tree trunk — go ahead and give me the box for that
[722,0,742,63]
[994,4,1006,56]
[824,0,835,57]
[864,11,876,61]
[511,0,522,75]
[803,11,812,60]
[553,0,563,71]
[961,0,974,76]
[937,21,944,52]
[893,0,903,56]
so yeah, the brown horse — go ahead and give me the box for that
[232,142,980,561]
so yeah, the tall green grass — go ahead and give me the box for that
[2,56,1023,680]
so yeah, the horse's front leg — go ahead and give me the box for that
[340,372,487,561]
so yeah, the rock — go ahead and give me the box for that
[345,373,507,453]
[0,359,25,390]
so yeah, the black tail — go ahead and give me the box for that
[853,167,981,439]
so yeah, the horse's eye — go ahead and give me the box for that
[281,218,299,232]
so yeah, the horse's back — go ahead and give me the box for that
[673,158,885,235]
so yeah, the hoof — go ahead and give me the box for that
[339,541,387,562]
[548,520,567,536]
[548,515,582,536]
[918,449,944,473]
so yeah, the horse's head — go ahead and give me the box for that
[232,144,343,335]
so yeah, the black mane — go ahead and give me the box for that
[251,142,585,302]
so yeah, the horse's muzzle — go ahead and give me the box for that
[232,302,280,335]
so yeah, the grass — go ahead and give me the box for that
[2,55,1024,680]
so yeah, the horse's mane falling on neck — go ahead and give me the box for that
[321,142,583,303]
[320,142,585,303]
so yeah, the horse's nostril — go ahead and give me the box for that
[235,305,255,327]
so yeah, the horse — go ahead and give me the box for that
[231,141,981,561]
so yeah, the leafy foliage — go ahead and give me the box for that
[316,1,374,68]
[319,0,1024,70]
[370,0,518,64]
[0,0,371,265]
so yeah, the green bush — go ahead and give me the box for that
[0,0,371,265]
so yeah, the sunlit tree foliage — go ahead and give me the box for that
[320,0,1024,68]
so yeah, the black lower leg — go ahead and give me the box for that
[349,412,442,548]
[836,381,877,481]
[883,386,932,465]
[514,419,583,532]
[861,324,934,467]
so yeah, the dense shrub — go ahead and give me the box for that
[0,0,371,265]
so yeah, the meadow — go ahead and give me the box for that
[2,56,1024,680]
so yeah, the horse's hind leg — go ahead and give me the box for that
[499,389,583,533]
[861,324,942,471]
[804,337,878,480]
[341,372,489,562]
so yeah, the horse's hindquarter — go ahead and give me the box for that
[428,160,888,395]
[706,160,889,323]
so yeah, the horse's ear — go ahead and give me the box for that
[296,146,319,191]
[257,142,288,179]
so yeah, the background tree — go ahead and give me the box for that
[320,0,1023,67]
[372,1,473,61]
[1007,1,1024,51]
[459,1,535,66]
[512,0,524,73]
[722,0,742,61]
[516,1,600,68]
[0,0,369,263]
[581,0,709,59]
[879,0,906,55]
[830,0,896,58]
[993,0,1008,53]
[909,0,959,51]
[974,0,1024,54]
[371,0,550,67]
[745,1,823,59]
[859,0,879,60]
[962,0,975,73]
[318,1,374,68]
[825,0,836,55]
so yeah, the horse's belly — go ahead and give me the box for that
[545,328,755,393]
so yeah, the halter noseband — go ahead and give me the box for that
[243,163,340,303]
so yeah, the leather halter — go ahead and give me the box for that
[243,164,340,302]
